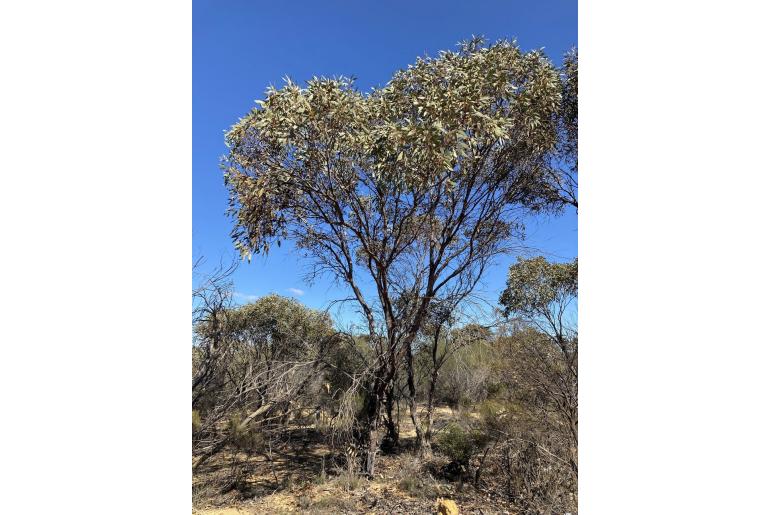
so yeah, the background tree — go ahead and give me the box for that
[192,294,341,470]
[223,37,567,474]
[192,258,237,413]
[499,256,578,475]
[431,323,496,409]
[412,300,456,454]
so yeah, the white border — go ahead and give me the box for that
[581,1,770,512]
[1,1,191,512]
[2,1,769,512]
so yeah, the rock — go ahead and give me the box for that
[436,498,460,515]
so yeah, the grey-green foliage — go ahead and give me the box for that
[436,422,490,467]
[192,294,340,461]
[559,49,578,171]
[222,38,569,362]
[429,325,495,407]
[223,37,565,258]
[498,257,577,431]
[226,293,336,360]
[499,256,577,324]
[193,294,337,412]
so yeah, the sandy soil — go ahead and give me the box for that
[193,405,515,514]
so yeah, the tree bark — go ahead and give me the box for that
[359,384,381,477]
[423,367,438,452]
[383,380,399,450]
[404,342,425,454]
[423,324,442,452]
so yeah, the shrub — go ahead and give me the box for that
[397,475,444,499]
[397,475,419,494]
[436,423,489,467]
[313,456,328,485]
[311,494,357,512]
[330,466,363,492]
[502,440,577,514]
[478,399,514,433]
[393,457,442,498]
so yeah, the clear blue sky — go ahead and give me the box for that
[193,0,577,325]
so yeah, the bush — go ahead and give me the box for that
[478,399,516,433]
[436,423,489,467]
[330,467,363,492]
[397,475,444,499]
[297,494,312,510]
[394,457,445,499]
[502,440,576,514]
[311,494,357,513]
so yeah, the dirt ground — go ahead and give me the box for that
[193,406,517,514]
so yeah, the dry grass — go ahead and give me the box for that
[192,404,519,514]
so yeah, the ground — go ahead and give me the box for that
[193,406,517,514]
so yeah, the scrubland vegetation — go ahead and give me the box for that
[193,37,577,514]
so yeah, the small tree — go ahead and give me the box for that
[224,38,567,474]
[413,300,456,453]
[192,258,237,412]
[499,256,578,474]
[192,294,340,470]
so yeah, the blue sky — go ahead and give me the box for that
[193,0,577,326]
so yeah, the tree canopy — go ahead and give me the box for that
[499,256,577,323]
[221,37,577,474]
[224,38,573,340]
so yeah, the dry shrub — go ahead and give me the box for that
[333,471,363,492]
[312,456,329,485]
[502,439,576,515]
[329,453,364,493]
[435,423,489,472]
[192,480,219,506]
[297,494,312,510]
[310,494,357,513]
[394,457,445,499]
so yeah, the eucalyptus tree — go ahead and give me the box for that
[413,306,496,454]
[547,49,578,209]
[557,49,578,208]
[224,37,566,475]
[192,258,237,411]
[499,256,577,350]
[192,294,340,470]
[499,256,578,473]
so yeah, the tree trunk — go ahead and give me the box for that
[383,380,399,450]
[423,324,442,453]
[360,388,381,477]
[404,343,425,454]
[423,368,438,452]
[364,419,379,477]
[360,361,391,477]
